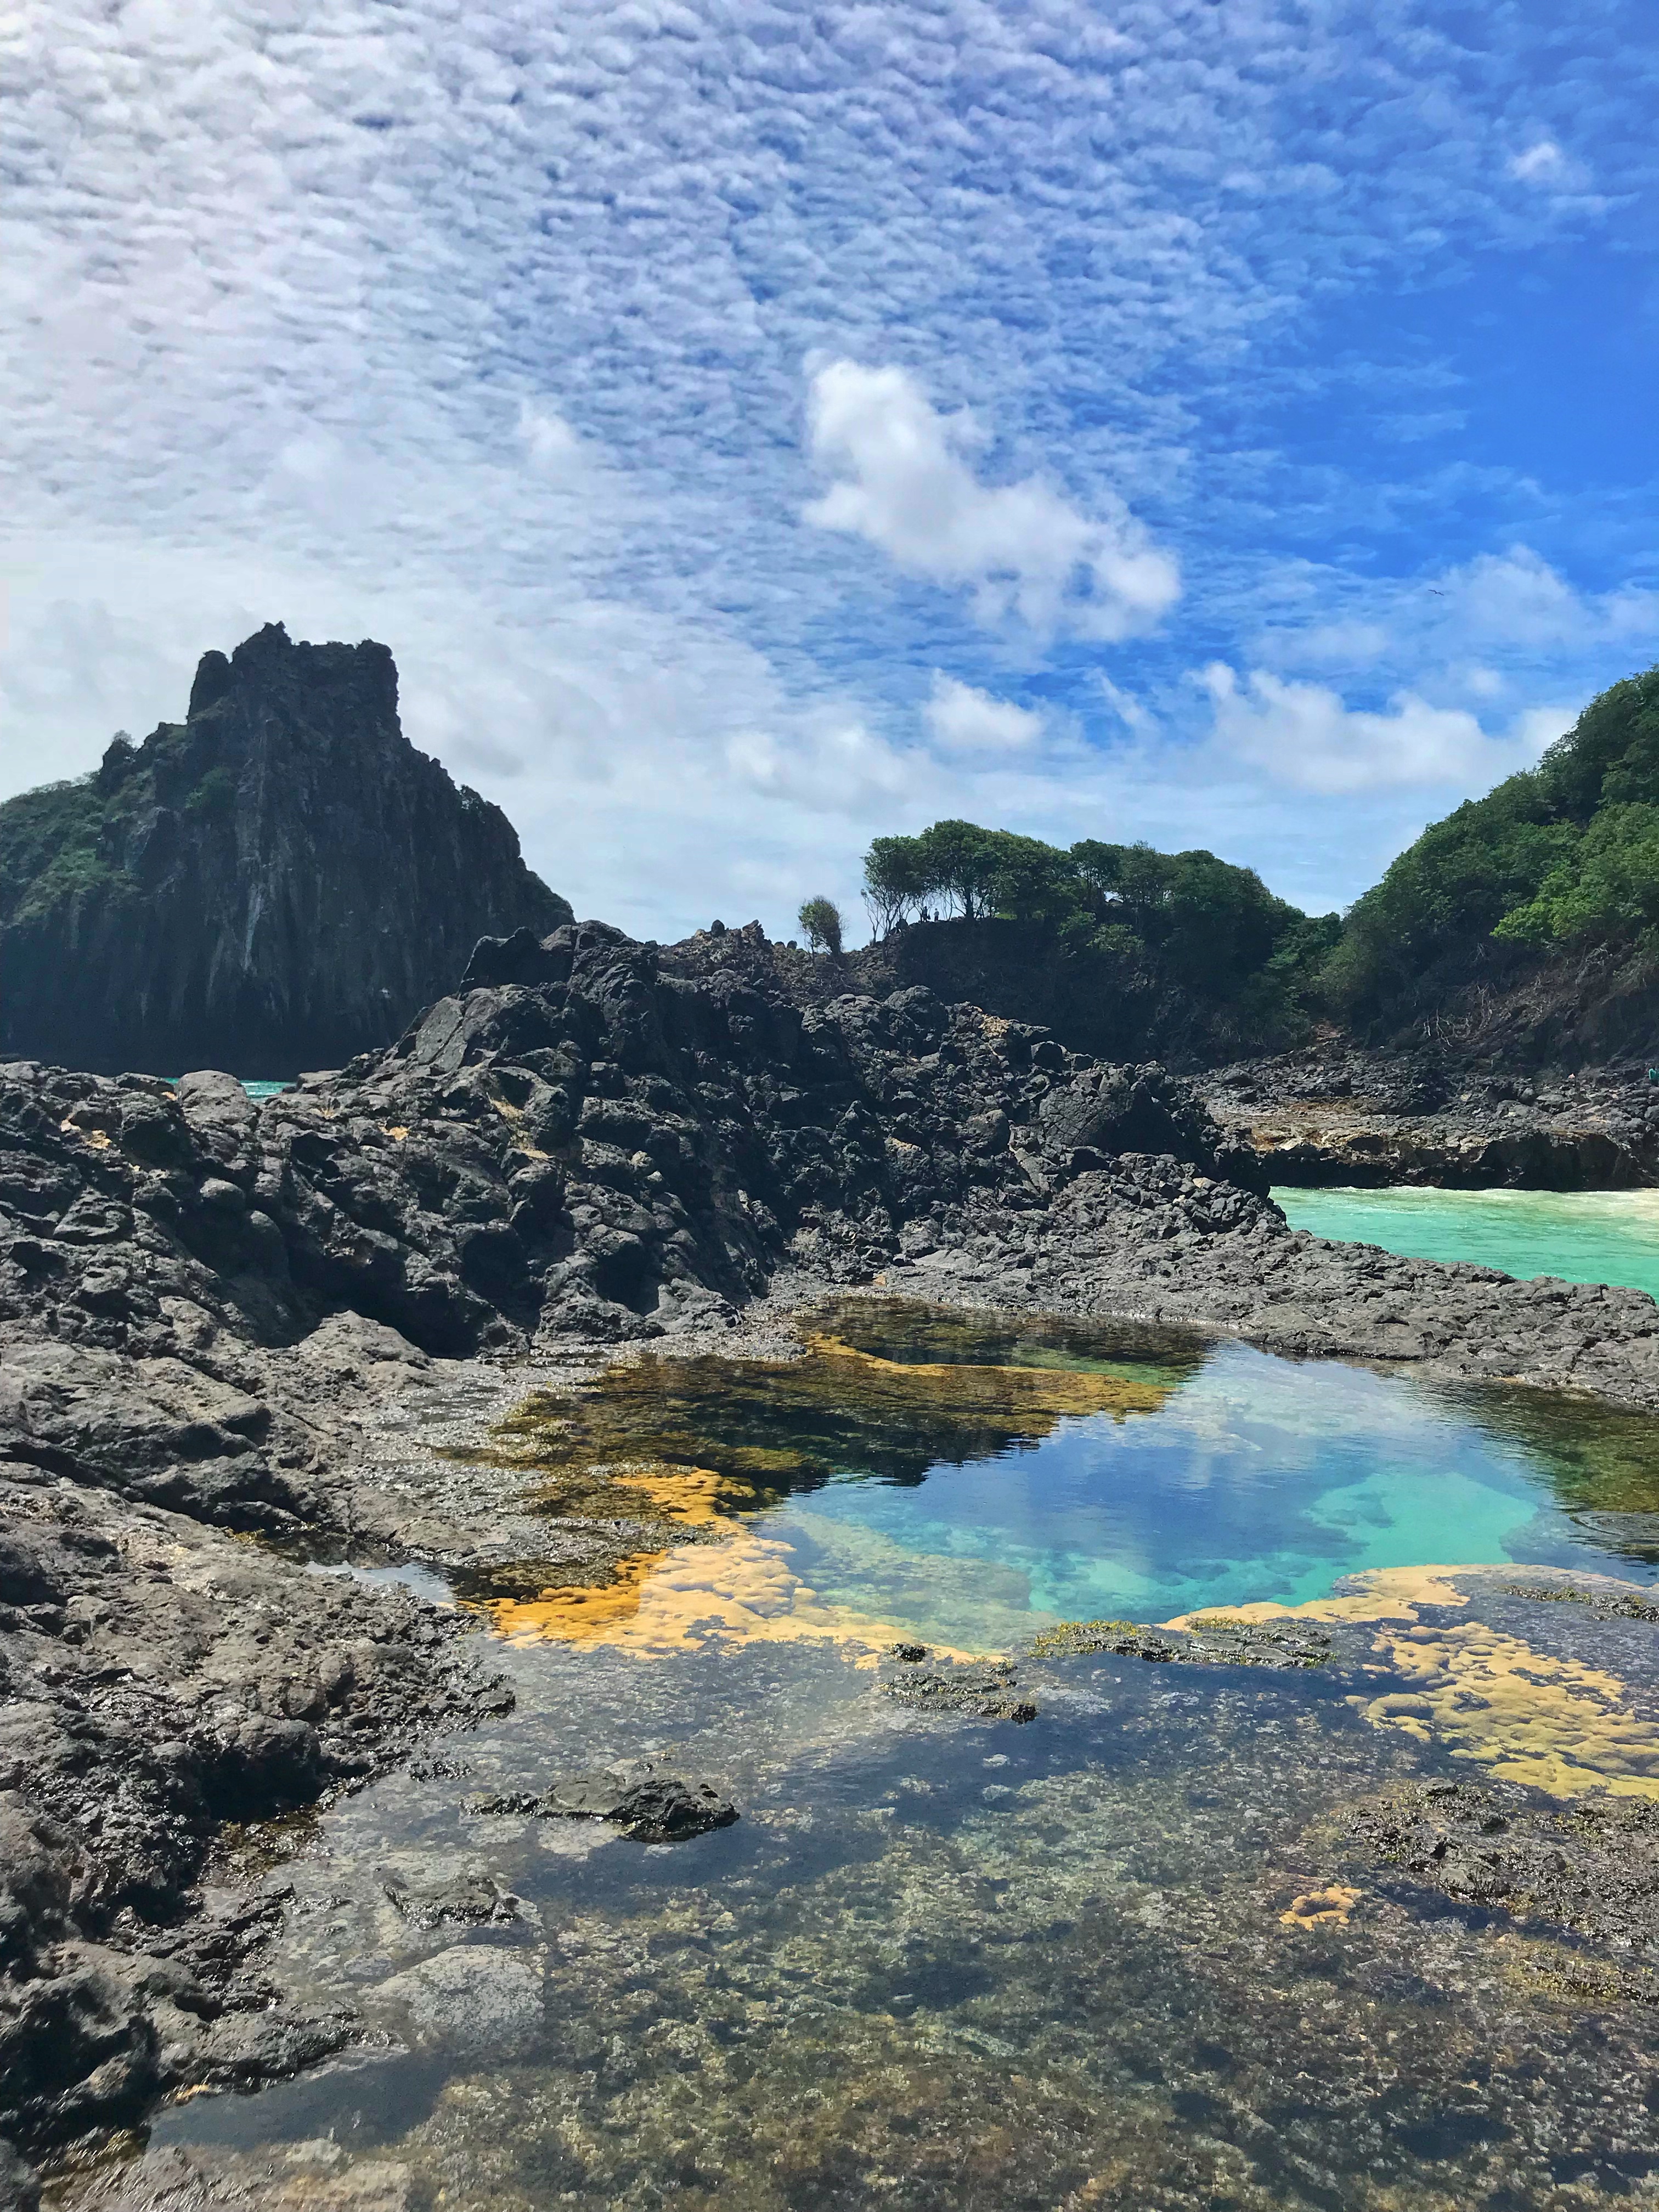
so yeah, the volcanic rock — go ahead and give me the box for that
[0,624,571,1075]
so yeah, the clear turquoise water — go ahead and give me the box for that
[579,1317,1659,1654]
[141,1308,1659,2207]
[1278,1183,1659,1305]
[761,1343,1657,1647]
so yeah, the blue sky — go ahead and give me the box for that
[3,0,1657,939]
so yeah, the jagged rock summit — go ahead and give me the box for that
[0,624,571,1076]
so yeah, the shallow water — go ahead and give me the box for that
[87,1302,1659,2211]
[465,1301,1659,1656]
[1279,1182,1659,1303]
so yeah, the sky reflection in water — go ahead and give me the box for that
[763,1339,1659,1649]
[490,1301,1659,1656]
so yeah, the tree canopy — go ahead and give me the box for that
[859,819,1332,1026]
[797,895,844,956]
[1323,664,1659,1020]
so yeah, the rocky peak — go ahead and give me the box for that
[0,626,571,1076]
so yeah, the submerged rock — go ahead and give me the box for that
[377,1946,545,2060]
[467,1771,740,1841]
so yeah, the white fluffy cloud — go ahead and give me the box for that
[1444,546,1658,646]
[803,362,1180,640]
[923,674,1044,753]
[1201,664,1566,795]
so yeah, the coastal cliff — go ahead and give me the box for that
[0,624,571,1076]
[1202,1045,1659,1189]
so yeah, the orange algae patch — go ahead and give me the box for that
[476,1526,972,1663]
[1280,1885,1361,1930]
[478,1550,672,1644]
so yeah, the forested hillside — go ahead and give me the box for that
[817,668,1659,1071]
[1323,665,1659,1059]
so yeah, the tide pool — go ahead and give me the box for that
[472,1301,1659,1657]
[144,1299,1659,2212]
[1278,1183,1659,1304]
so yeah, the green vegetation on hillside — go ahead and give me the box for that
[0,722,228,933]
[0,775,121,926]
[1324,666,1659,1022]
[861,820,1337,1040]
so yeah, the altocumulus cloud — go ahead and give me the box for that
[804,363,1181,641]
[4,0,1656,941]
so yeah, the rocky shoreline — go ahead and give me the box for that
[1204,1040,1659,1189]
[10,921,1659,2197]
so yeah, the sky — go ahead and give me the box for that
[4,0,1658,943]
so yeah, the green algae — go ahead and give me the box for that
[822,1294,1209,1388]
[453,1302,1186,1536]
[1453,1382,1659,1523]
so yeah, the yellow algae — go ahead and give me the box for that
[1280,1884,1361,1929]
[477,1549,671,1644]
[1165,1564,1474,1632]
[1172,1565,1659,1801]
[1357,1618,1659,1799]
[610,1464,757,1527]
[476,1524,973,1662]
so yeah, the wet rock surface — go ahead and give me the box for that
[1031,1615,1336,1669]
[878,1651,1039,1722]
[0,1475,510,2173]
[1348,1779,1659,1974]
[466,1769,739,1841]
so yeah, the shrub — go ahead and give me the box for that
[797,895,844,955]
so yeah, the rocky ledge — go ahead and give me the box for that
[9,919,1659,2192]
[1204,1041,1659,1189]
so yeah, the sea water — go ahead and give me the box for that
[1278,1182,1659,1303]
